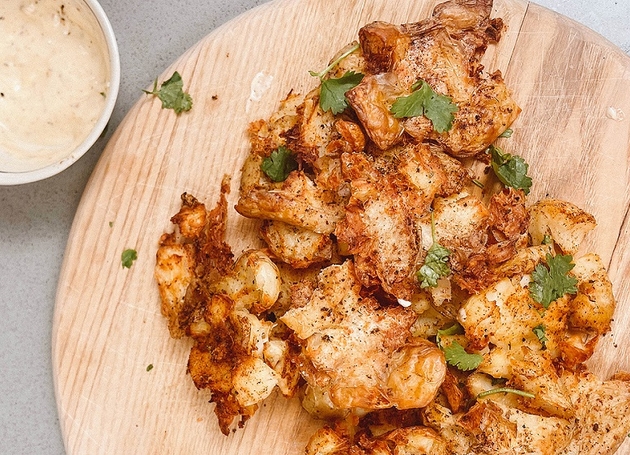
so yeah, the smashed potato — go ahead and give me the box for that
[154,0,630,453]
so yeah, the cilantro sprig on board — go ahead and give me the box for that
[143,71,193,114]
[121,248,138,269]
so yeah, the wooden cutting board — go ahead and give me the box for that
[52,0,630,453]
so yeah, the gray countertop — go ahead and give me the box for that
[1,0,629,453]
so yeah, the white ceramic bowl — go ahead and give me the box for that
[0,0,120,185]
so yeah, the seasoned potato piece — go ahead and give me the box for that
[559,371,630,455]
[528,199,597,255]
[493,244,553,279]
[383,427,449,455]
[169,194,207,238]
[508,348,574,419]
[232,356,278,407]
[301,384,349,421]
[459,274,575,359]
[459,277,542,351]
[336,177,419,300]
[422,402,478,454]
[386,339,447,409]
[236,171,344,234]
[212,249,281,314]
[260,220,333,269]
[476,347,512,379]
[432,191,489,248]
[336,152,420,300]
[358,21,410,74]
[305,427,350,455]
[248,91,303,156]
[460,400,574,455]
[281,260,427,410]
[293,88,339,165]
[569,253,615,335]
[346,72,405,150]
[327,41,367,78]
[155,187,234,338]
[154,242,196,339]
[262,339,301,397]
[423,73,520,157]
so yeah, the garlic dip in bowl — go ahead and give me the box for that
[0,0,120,185]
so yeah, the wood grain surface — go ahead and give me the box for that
[52,0,630,453]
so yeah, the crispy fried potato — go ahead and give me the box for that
[569,253,615,335]
[347,0,519,157]
[460,400,574,455]
[211,249,281,314]
[236,170,344,234]
[528,199,597,255]
[559,371,630,455]
[281,260,438,411]
[260,220,333,269]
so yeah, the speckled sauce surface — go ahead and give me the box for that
[0,0,629,453]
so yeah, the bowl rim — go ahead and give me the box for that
[0,0,121,186]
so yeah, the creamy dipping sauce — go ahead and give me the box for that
[0,0,110,172]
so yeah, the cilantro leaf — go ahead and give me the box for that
[499,128,514,138]
[437,323,465,338]
[529,254,578,308]
[477,387,535,399]
[532,324,548,349]
[489,145,532,194]
[121,248,138,269]
[390,80,458,133]
[319,71,364,114]
[309,42,362,114]
[417,242,451,288]
[442,341,483,371]
[260,146,298,182]
[143,71,192,114]
[418,213,451,288]
[309,42,360,80]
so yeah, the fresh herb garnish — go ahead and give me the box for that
[390,80,458,133]
[143,71,193,114]
[489,145,532,194]
[436,324,483,371]
[319,71,364,114]
[260,146,298,182]
[532,324,548,349]
[121,248,138,269]
[146,364,154,372]
[477,387,535,399]
[418,242,451,288]
[417,214,451,288]
[437,323,464,339]
[442,340,484,371]
[472,179,484,189]
[529,254,578,308]
[499,128,514,138]
[309,43,363,114]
